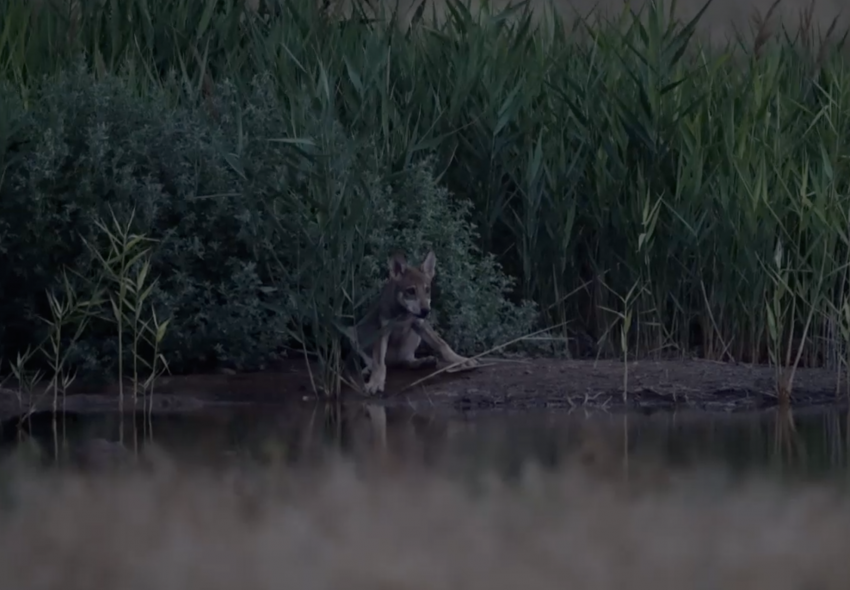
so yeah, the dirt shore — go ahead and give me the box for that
[2,357,848,420]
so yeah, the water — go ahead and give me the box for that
[2,402,849,483]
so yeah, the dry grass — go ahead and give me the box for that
[1,449,850,590]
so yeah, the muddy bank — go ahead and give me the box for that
[397,358,850,414]
[2,358,850,420]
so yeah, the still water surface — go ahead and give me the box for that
[1,403,849,483]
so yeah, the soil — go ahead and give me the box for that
[2,356,849,421]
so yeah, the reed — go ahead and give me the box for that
[4,208,170,441]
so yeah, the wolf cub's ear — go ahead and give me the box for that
[420,251,437,279]
[388,252,408,279]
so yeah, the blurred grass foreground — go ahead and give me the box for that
[2,451,850,590]
[3,0,850,390]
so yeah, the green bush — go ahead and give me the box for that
[0,64,537,380]
[206,73,538,360]
[0,61,289,375]
[370,160,538,354]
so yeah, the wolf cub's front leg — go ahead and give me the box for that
[414,322,479,371]
[364,324,391,395]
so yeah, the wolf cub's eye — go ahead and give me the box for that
[405,287,416,296]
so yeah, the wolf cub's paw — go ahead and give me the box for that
[406,356,437,370]
[363,367,386,395]
[446,356,479,373]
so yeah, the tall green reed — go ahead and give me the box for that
[5,208,170,446]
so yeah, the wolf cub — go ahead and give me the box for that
[346,251,478,395]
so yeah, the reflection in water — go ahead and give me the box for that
[1,403,849,483]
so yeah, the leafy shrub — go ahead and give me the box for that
[364,159,539,354]
[0,64,537,380]
[0,61,292,376]
[213,75,538,359]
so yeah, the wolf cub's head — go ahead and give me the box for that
[388,251,437,319]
